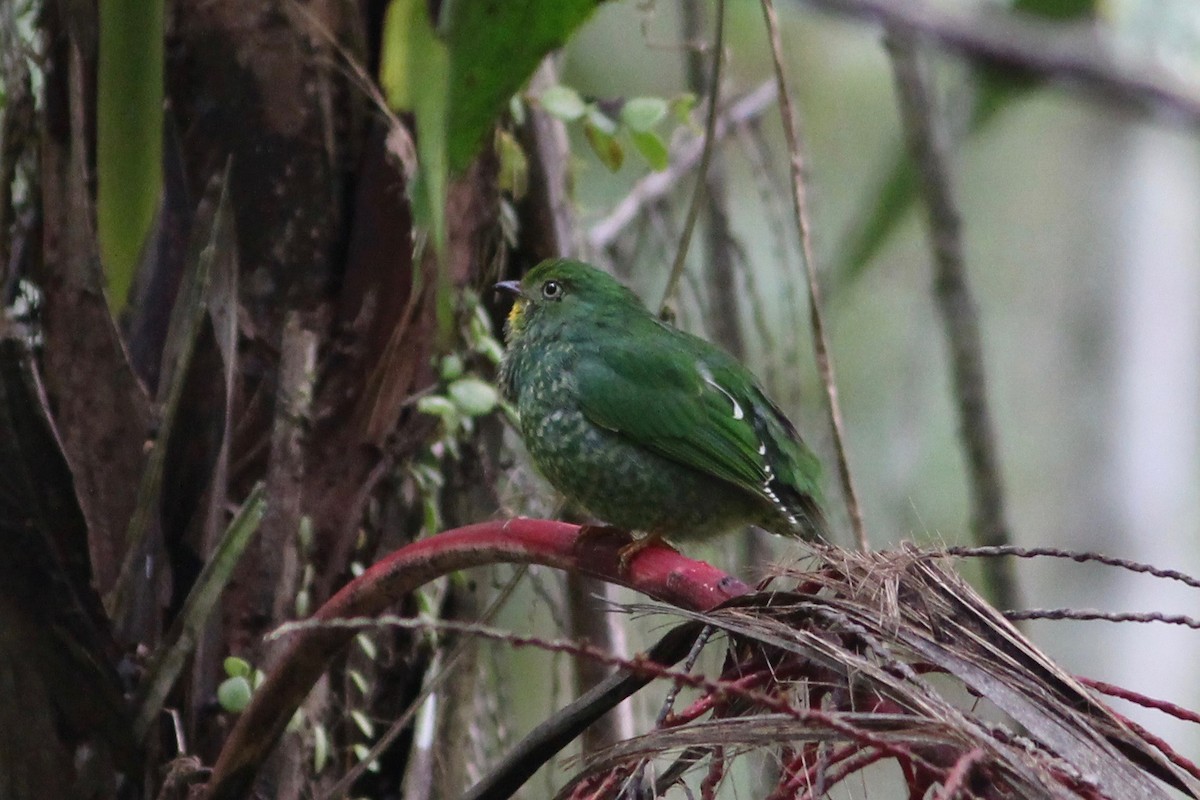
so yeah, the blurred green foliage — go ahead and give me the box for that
[834,0,1098,284]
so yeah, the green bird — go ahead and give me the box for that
[496,259,826,555]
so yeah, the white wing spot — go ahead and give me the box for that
[697,362,745,420]
[761,463,799,526]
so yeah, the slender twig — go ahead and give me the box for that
[1004,608,1200,630]
[733,120,801,403]
[274,614,941,776]
[589,81,777,254]
[759,0,868,551]
[659,0,724,315]
[1096,709,1200,786]
[943,545,1200,591]
[526,58,581,259]
[885,31,1018,611]
[1080,678,1200,726]
[799,0,1200,125]
[682,0,744,360]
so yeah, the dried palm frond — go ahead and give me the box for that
[559,546,1199,799]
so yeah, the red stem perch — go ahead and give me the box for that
[203,518,749,800]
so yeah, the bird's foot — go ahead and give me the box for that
[617,532,674,572]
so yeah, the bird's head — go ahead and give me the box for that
[495,259,644,341]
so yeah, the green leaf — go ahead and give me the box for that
[410,461,445,490]
[380,0,450,327]
[447,377,499,417]
[297,515,314,555]
[584,121,624,172]
[441,1,601,172]
[630,130,669,171]
[509,93,527,126]
[98,0,163,311]
[351,709,376,738]
[352,744,381,772]
[495,129,529,199]
[539,85,587,121]
[416,394,458,419]
[224,656,252,679]
[477,337,505,365]
[218,676,253,713]
[356,633,378,660]
[469,302,495,346]
[670,92,698,124]
[294,588,311,618]
[313,723,330,773]
[439,353,465,381]
[620,97,668,132]
[586,105,618,135]
[1013,0,1093,19]
[379,0,416,109]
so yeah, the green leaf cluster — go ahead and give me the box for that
[380,0,601,256]
[539,84,696,172]
[217,656,264,714]
[407,295,510,535]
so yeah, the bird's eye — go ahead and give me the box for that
[541,280,563,300]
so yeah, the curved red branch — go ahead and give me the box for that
[204,518,749,799]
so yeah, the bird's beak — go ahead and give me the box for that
[494,280,523,298]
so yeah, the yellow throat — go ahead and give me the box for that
[506,296,527,334]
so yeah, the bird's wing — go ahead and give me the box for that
[575,333,773,498]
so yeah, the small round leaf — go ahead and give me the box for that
[495,129,529,199]
[218,675,253,713]
[223,656,251,679]
[416,394,458,419]
[539,85,586,121]
[670,92,698,124]
[621,97,668,132]
[585,105,618,135]
[439,353,465,381]
[584,122,624,172]
[448,377,499,417]
[630,130,669,171]
[477,337,505,365]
